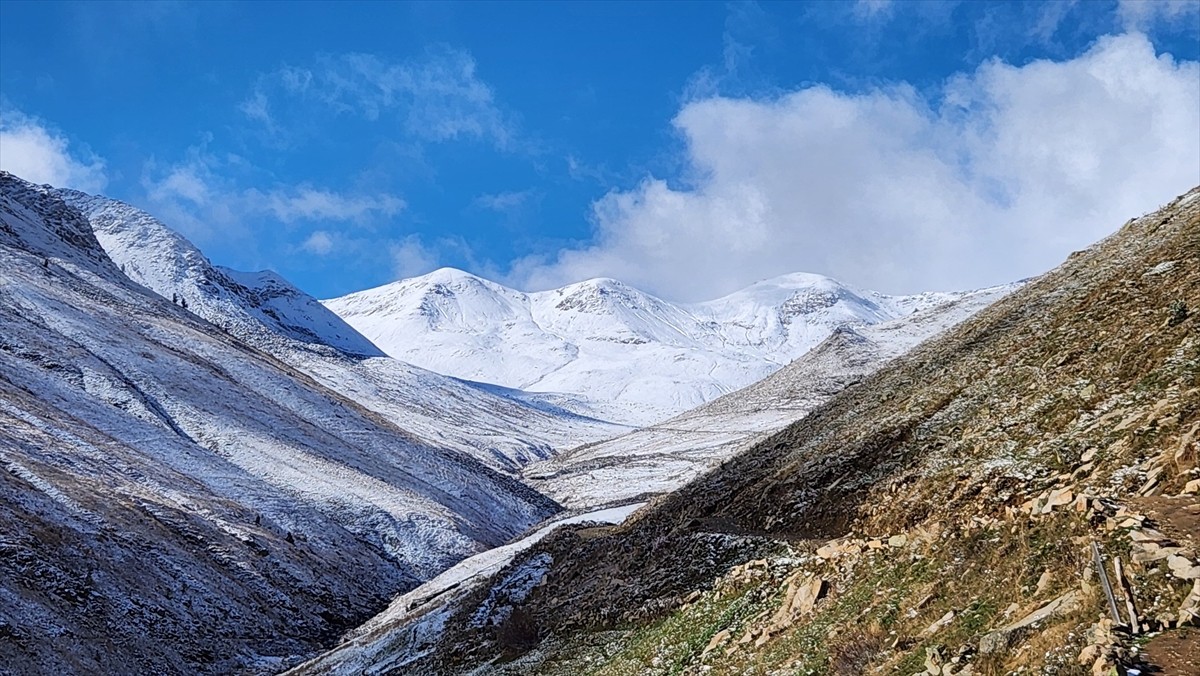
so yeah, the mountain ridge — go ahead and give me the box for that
[292,187,1200,675]
[0,172,564,674]
[50,187,623,475]
[326,266,969,425]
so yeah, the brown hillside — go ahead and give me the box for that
[317,187,1200,675]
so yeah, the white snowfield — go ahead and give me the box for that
[53,189,622,474]
[523,282,1018,508]
[284,502,646,676]
[325,266,970,426]
[0,173,562,674]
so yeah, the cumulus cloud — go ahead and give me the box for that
[0,110,108,192]
[517,32,1200,300]
[242,47,515,149]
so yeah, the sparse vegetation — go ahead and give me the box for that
[365,188,1200,676]
[1168,299,1189,327]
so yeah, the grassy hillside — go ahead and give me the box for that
[310,187,1200,675]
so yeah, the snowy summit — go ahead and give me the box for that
[325,267,967,425]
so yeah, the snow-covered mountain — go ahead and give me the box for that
[326,267,967,425]
[53,189,622,474]
[523,282,1018,508]
[0,172,562,673]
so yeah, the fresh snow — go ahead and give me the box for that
[283,502,646,676]
[0,173,562,674]
[325,267,967,425]
[524,283,1018,508]
[53,188,622,474]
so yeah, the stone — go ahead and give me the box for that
[1184,479,1200,495]
[816,539,861,559]
[924,646,944,675]
[978,591,1083,654]
[1081,447,1098,463]
[1114,410,1145,432]
[1178,579,1200,625]
[888,533,909,548]
[1129,528,1168,542]
[1167,555,1200,580]
[1175,422,1199,472]
[702,629,730,656]
[920,610,956,637]
[1036,570,1053,596]
[978,630,1010,655]
[1077,644,1100,665]
[769,577,826,630]
[1131,541,1182,563]
[1041,487,1074,514]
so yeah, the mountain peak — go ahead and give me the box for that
[328,263,972,425]
[419,266,485,284]
[0,172,113,271]
[53,187,385,358]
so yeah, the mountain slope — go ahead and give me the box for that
[326,268,964,426]
[524,282,1017,508]
[52,189,622,474]
[0,172,559,674]
[299,188,1200,675]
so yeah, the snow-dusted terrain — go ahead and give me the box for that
[53,189,622,474]
[524,283,1017,508]
[0,173,563,674]
[326,267,967,425]
[285,502,647,676]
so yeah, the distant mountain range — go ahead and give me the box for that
[53,187,621,475]
[326,266,970,425]
[522,280,1018,508]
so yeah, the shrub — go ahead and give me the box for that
[1168,300,1188,327]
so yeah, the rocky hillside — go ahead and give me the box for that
[52,188,621,474]
[524,283,1016,509]
[0,172,560,675]
[301,187,1200,675]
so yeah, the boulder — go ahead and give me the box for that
[978,591,1082,654]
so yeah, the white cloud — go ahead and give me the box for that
[242,47,515,149]
[238,89,272,125]
[245,186,405,223]
[302,230,335,255]
[141,153,404,244]
[473,190,532,213]
[0,110,108,192]
[390,235,438,278]
[1117,0,1200,30]
[517,32,1200,300]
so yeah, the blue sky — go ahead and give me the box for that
[2,1,1198,301]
